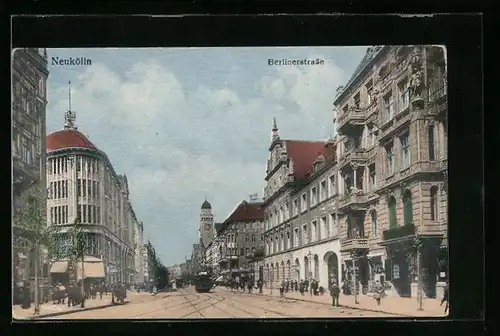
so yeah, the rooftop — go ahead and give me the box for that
[46,129,97,152]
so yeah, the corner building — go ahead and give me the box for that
[334,45,448,298]
[46,111,139,286]
[262,119,342,290]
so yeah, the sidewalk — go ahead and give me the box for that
[13,295,117,320]
[220,287,447,317]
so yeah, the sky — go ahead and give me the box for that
[45,46,367,266]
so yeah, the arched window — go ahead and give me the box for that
[388,196,397,228]
[403,190,413,225]
[430,186,439,221]
[371,211,377,236]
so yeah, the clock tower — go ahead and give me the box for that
[200,198,214,248]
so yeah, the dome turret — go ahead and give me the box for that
[201,198,212,210]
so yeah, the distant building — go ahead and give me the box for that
[216,200,265,283]
[167,264,182,279]
[133,222,145,284]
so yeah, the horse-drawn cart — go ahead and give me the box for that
[111,284,127,304]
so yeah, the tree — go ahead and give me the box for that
[14,186,56,315]
[14,186,90,314]
[145,241,169,291]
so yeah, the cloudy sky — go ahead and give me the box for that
[46,47,367,266]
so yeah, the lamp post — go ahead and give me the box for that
[307,251,312,281]
[351,250,360,304]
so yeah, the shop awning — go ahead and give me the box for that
[50,261,69,274]
[76,257,106,279]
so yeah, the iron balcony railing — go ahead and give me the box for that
[382,223,415,241]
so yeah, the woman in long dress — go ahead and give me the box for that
[373,280,385,306]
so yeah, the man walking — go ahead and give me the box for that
[440,281,449,314]
[330,280,340,307]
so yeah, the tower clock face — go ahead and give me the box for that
[204,224,211,230]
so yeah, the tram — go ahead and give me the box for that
[194,271,213,293]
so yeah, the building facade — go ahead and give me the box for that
[46,105,138,286]
[133,221,145,284]
[142,243,150,283]
[167,264,182,280]
[333,45,448,298]
[262,119,342,290]
[216,200,265,283]
[12,48,50,303]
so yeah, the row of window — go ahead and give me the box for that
[380,80,410,124]
[50,205,69,225]
[387,186,441,229]
[49,180,68,199]
[220,246,257,257]
[266,176,336,231]
[266,214,339,255]
[13,132,36,166]
[76,204,101,224]
[222,232,264,243]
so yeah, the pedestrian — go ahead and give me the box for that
[440,281,449,314]
[373,280,385,306]
[294,280,298,291]
[285,279,289,293]
[247,281,253,294]
[313,281,319,296]
[309,279,314,296]
[279,281,285,298]
[299,280,305,296]
[330,280,340,307]
[304,279,309,295]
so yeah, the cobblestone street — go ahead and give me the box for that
[33,288,410,319]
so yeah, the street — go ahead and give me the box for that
[45,288,397,319]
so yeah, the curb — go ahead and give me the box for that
[220,288,412,317]
[16,301,130,320]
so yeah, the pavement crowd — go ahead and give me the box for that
[220,286,447,317]
[12,291,151,319]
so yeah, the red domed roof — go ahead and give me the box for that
[46,129,97,152]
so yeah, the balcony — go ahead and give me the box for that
[340,238,369,253]
[338,192,369,212]
[337,107,366,135]
[338,148,368,169]
[376,161,441,191]
[380,223,415,245]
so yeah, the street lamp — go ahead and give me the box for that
[350,250,360,304]
[307,251,312,281]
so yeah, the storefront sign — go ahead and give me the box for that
[393,264,400,279]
